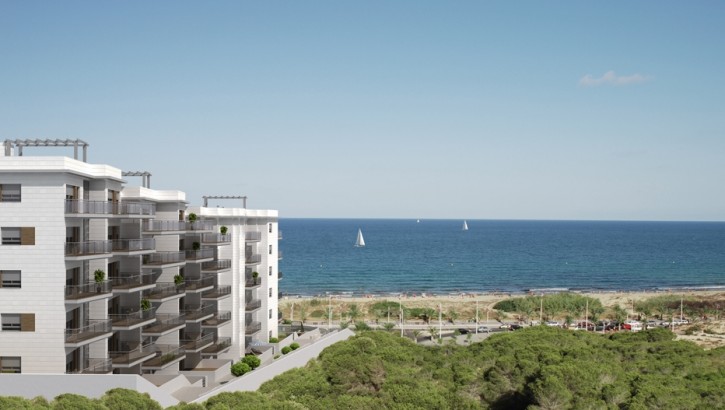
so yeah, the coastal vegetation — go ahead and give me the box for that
[4,326,724,409]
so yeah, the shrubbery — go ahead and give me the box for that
[290,342,300,350]
[281,346,292,354]
[242,354,261,370]
[268,337,279,343]
[231,361,251,376]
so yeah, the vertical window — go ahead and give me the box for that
[1,314,20,331]
[0,184,21,202]
[269,309,273,319]
[269,287,273,298]
[0,357,21,373]
[0,270,21,288]
[269,245,272,255]
[268,223,272,233]
[268,266,273,276]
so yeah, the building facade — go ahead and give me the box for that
[0,139,278,375]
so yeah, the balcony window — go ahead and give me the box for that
[0,270,21,288]
[0,356,21,373]
[269,309,273,319]
[1,314,20,331]
[269,245,272,255]
[1,227,34,245]
[268,223,272,233]
[0,184,21,202]
[269,287,273,298]
[268,266,272,276]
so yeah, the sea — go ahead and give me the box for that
[277,219,725,297]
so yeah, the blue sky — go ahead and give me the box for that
[1,1,724,220]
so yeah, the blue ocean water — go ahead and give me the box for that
[278,219,725,296]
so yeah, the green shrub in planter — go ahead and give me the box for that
[290,342,300,350]
[274,354,280,360]
[242,354,261,370]
[281,346,292,355]
[220,226,228,235]
[268,337,279,343]
[231,361,251,377]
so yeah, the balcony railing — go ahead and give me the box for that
[110,338,155,366]
[65,281,112,300]
[142,344,185,369]
[201,259,231,272]
[112,238,155,252]
[245,279,261,288]
[202,233,231,244]
[143,251,185,265]
[202,311,231,327]
[245,232,261,242]
[182,304,215,321]
[65,319,112,344]
[181,333,215,351]
[278,271,284,280]
[109,308,156,328]
[201,285,232,300]
[186,221,214,231]
[245,321,262,334]
[245,299,262,311]
[65,240,112,257]
[142,220,186,232]
[68,358,112,374]
[65,200,156,216]
[278,230,283,240]
[201,337,232,356]
[184,277,216,291]
[142,313,185,335]
[110,272,155,291]
[146,282,184,300]
[245,254,261,265]
[185,248,215,261]
[278,250,283,260]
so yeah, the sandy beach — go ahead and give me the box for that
[279,289,725,348]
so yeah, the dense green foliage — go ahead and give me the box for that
[281,346,292,354]
[494,292,605,320]
[0,389,161,409]
[242,354,261,370]
[231,361,251,376]
[3,327,724,409]
[290,342,300,350]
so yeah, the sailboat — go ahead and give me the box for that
[354,228,366,247]
[462,220,469,231]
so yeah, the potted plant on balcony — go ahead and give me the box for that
[141,298,151,312]
[252,271,259,285]
[188,212,197,227]
[220,226,228,235]
[192,241,201,251]
[94,269,106,293]
[174,274,185,293]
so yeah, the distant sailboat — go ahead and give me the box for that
[416,219,420,223]
[462,220,469,231]
[354,228,366,247]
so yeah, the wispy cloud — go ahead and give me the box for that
[579,71,651,87]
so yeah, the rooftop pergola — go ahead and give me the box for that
[202,195,247,208]
[3,139,90,162]
[122,171,152,188]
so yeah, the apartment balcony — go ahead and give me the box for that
[245,299,262,312]
[183,304,215,323]
[185,248,215,262]
[112,238,156,255]
[142,344,186,371]
[245,279,261,289]
[245,254,261,265]
[142,220,186,234]
[181,333,215,353]
[67,358,113,374]
[245,321,262,334]
[186,221,214,232]
[278,230,283,240]
[278,250,283,260]
[110,272,155,293]
[183,277,215,294]
[278,271,284,280]
[201,337,232,357]
[110,308,157,331]
[201,259,231,273]
[65,200,155,218]
[65,281,112,304]
[145,282,185,303]
[110,339,156,368]
[201,285,232,301]
[201,233,231,245]
[245,232,261,242]
[141,313,185,337]
[201,311,231,328]
[65,319,113,348]
[142,251,185,269]
[65,240,113,260]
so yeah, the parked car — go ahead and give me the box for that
[672,318,690,325]
[499,323,512,330]
[510,324,524,330]
[477,326,490,333]
[623,320,642,332]
[457,328,470,335]
[545,321,561,327]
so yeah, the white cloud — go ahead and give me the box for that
[579,70,651,87]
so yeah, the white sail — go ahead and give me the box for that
[355,228,366,247]
[462,221,468,231]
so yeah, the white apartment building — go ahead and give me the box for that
[0,139,278,375]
